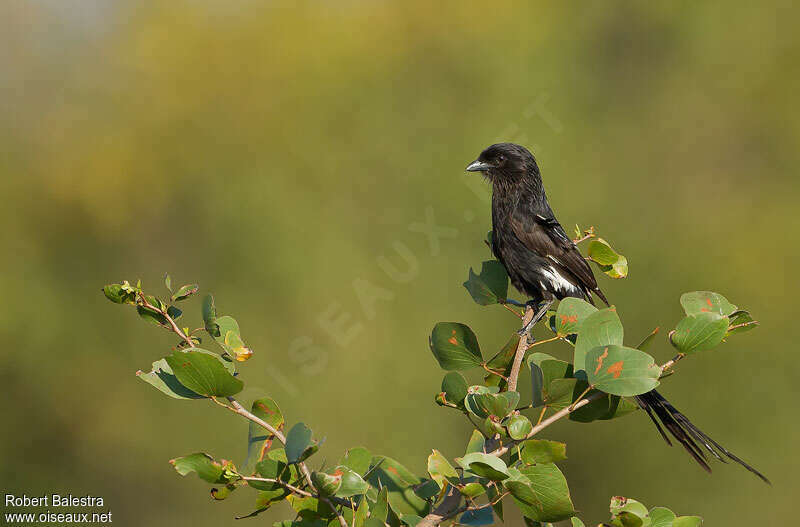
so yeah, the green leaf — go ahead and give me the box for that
[554,298,598,336]
[520,440,567,465]
[243,398,284,474]
[570,394,639,423]
[610,497,649,522]
[366,456,427,516]
[585,345,661,396]
[413,479,440,500]
[285,423,316,464]
[164,273,172,292]
[506,414,533,440]
[164,348,244,397]
[486,481,504,521]
[224,326,254,362]
[400,514,423,527]
[212,315,253,362]
[312,471,342,497]
[463,260,509,306]
[503,478,543,517]
[137,295,168,326]
[727,310,757,335]
[103,283,136,304]
[172,283,199,302]
[458,481,485,498]
[166,305,182,320]
[670,313,729,354]
[170,453,236,484]
[636,327,660,352]
[680,291,736,317]
[202,294,218,334]
[440,372,469,407]
[649,507,677,527]
[457,453,510,481]
[587,239,618,265]
[371,487,389,522]
[465,430,485,455]
[429,323,483,370]
[340,447,372,476]
[473,391,519,419]
[459,508,493,526]
[515,463,574,522]
[529,353,573,408]
[673,517,703,527]
[427,450,458,489]
[464,385,496,418]
[571,519,586,527]
[136,359,205,400]
[484,334,522,388]
[587,238,628,279]
[574,308,623,373]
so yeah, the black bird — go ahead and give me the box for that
[466,142,769,483]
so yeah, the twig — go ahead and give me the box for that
[660,353,685,373]
[417,487,464,527]
[526,335,562,351]
[500,303,523,318]
[480,363,509,380]
[242,477,314,498]
[572,228,596,245]
[149,293,349,525]
[728,320,758,332]
[506,306,534,393]
[489,391,605,457]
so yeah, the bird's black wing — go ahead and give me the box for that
[508,206,601,298]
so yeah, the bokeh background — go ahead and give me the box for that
[2,1,798,525]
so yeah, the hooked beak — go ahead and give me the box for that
[465,160,492,172]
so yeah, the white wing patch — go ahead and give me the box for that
[541,266,581,295]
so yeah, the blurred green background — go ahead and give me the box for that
[2,1,798,525]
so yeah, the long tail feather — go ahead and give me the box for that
[634,389,770,484]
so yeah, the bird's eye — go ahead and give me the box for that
[497,155,505,163]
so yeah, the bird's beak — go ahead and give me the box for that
[465,160,492,172]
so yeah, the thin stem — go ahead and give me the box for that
[480,363,509,380]
[526,335,562,351]
[728,320,758,332]
[660,353,685,373]
[506,305,534,393]
[535,407,547,425]
[501,303,523,319]
[568,385,593,411]
[242,477,313,498]
[489,392,605,457]
[140,289,350,524]
[417,487,463,527]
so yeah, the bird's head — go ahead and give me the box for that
[465,143,540,187]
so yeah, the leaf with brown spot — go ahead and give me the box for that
[554,297,598,336]
[670,312,729,354]
[429,322,483,371]
[680,291,737,317]
[585,345,660,396]
[243,397,284,474]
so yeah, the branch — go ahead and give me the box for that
[417,486,463,527]
[149,296,350,525]
[506,305,534,392]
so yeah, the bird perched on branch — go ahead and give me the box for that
[466,142,768,483]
